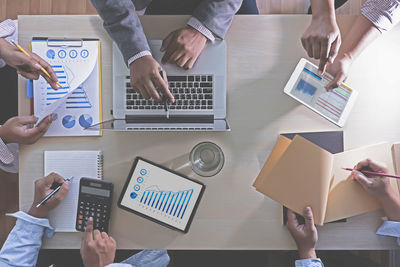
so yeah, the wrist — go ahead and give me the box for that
[298,248,317,259]
[28,206,48,219]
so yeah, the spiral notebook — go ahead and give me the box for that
[45,151,103,232]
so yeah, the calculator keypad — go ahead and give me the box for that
[76,201,109,232]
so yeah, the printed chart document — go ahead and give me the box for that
[45,151,103,232]
[32,39,102,136]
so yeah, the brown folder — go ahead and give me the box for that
[254,135,399,226]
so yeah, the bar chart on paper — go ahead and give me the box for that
[138,186,194,219]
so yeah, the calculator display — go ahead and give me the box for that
[81,186,110,197]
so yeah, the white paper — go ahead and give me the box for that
[32,40,101,136]
[45,151,102,232]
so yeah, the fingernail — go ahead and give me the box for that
[34,63,42,70]
[89,217,93,222]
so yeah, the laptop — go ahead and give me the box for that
[89,40,229,131]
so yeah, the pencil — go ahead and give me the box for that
[342,168,400,179]
[11,40,63,89]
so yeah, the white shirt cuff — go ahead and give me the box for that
[361,0,400,32]
[187,17,216,43]
[127,50,152,66]
[295,258,324,267]
[376,219,400,246]
[0,137,14,165]
[0,19,16,38]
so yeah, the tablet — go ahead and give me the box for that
[118,157,205,233]
[283,58,358,127]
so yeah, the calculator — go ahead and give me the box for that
[76,178,113,233]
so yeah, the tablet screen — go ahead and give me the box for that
[290,62,354,123]
[119,158,204,232]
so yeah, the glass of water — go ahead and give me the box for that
[190,142,225,177]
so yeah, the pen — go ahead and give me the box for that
[342,168,400,179]
[11,40,63,89]
[36,177,73,208]
[159,70,170,119]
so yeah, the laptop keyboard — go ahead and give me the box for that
[125,75,214,110]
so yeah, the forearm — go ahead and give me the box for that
[336,15,381,61]
[379,190,400,222]
[90,0,150,65]
[0,212,53,267]
[310,0,335,19]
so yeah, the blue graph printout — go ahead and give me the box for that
[120,160,203,231]
[32,40,101,136]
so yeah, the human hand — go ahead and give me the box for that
[28,173,70,218]
[0,38,59,90]
[325,53,353,90]
[301,16,341,74]
[81,217,116,267]
[287,207,318,259]
[0,115,53,145]
[161,26,207,70]
[130,55,174,102]
[352,158,392,199]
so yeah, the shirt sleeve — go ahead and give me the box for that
[0,19,16,38]
[187,17,216,42]
[295,258,324,267]
[120,250,170,267]
[0,137,15,165]
[0,211,55,267]
[376,220,400,245]
[361,0,400,32]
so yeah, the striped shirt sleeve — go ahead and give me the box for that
[0,137,14,165]
[0,19,16,38]
[361,0,400,32]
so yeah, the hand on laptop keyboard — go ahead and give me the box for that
[161,26,207,70]
[129,55,175,103]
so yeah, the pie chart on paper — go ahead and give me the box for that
[79,114,93,128]
[62,115,76,129]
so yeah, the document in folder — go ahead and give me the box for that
[253,135,400,226]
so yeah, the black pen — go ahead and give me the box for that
[36,177,73,208]
[159,70,170,119]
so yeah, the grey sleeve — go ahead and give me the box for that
[90,0,150,65]
[191,0,242,39]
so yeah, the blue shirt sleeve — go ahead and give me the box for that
[0,211,54,267]
[295,258,324,267]
[376,220,400,246]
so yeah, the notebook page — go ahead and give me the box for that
[45,151,102,232]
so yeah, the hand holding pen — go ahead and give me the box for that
[28,173,71,219]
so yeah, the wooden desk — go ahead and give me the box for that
[18,15,400,249]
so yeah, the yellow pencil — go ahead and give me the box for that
[11,40,63,89]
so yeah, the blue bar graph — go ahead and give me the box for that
[140,187,194,219]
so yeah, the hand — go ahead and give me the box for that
[81,217,116,267]
[161,26,207,70]
[130,55,174,102]
[28,173,70,218]
[352,158,392,199]
[0,115,53,145]
[325,53,353,90]
[301,16,341,74]
[0,38,59,90]
[287,207,318,259]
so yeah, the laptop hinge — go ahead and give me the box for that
[125,115,214,123]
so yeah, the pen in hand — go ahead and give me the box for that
[159,70,170,119]
[36,176,73,208]
[10,40,63,89]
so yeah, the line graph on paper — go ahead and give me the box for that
[136,185,194,220]
[46,65,92,109]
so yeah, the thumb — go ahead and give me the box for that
[16,116,38,125]
[303,206,315,231]
[353,170,372,187]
